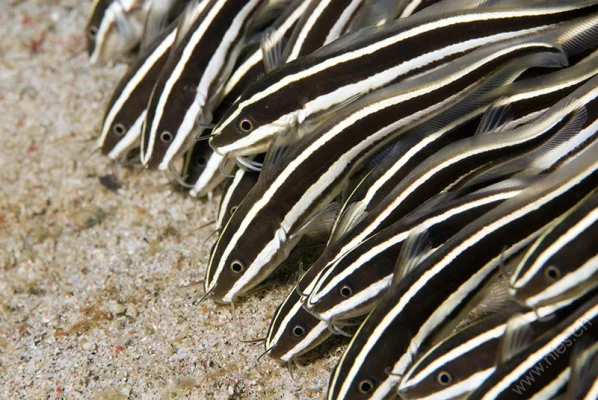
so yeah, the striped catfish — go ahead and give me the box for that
[86,0,149,64]
[265,279,331,362]
[398,288,598,400]
[467,293,598,400]
[565,339,598,400]
[510,190,598,310]
[305,185,525,327]
[204,30,566,304]
[178,139,224,196]
[97,21,178,160]
[140,0,269,170]
[326,141,598,400]
[268,183,525,360]
[209,0,598,158]
[297,50,598,298]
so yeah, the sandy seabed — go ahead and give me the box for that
[0,1,340,398]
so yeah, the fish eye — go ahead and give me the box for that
[229,259,245,274]
[88,26,98,39]
[340,284,354,298]
[113,123,126,136]
[436,370,453,386]
[237,117,253,133]
[544,265,561,281]
[357,378,375,394]
[230,205,238,215]
[291,324,306,338]
[160,131,173,143]
[195,156,206,167]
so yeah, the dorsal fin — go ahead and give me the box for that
[261,27,285,72]
[464,102,589,190]
[258,121,308,184]
[141,0,176,51]
[475,100,515,136]
[393,225,433,287]
[291,202,341,242]
[475,272,515,314]
[329,200,368,244]
[496,313,535,366]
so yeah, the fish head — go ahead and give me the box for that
[210,68,304,158]
[141,76,201,170]
[86,0,112,58]
[88,0,147,64]
[306,251,390,322]
[265,289,331,362]
[398,330,499,400]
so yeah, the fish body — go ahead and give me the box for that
[306,185,524,324]
[298,49,598,298]
[209,0,598,158]
[87,0,152,64]
[327,138,598,400]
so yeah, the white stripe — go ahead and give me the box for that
[215,168,245,228]
[279,322,329,362]
[528,368,571,400]
[527,253,598,308]
[323,0,364,45]
[286,0,333,62]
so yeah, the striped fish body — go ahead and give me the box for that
[141,0,268,171]
[209,0,598,158]
[301,51,598,289]
[283,0,368,62]
[316,57,598,284]
[87,0,150,64]
[306,186,524,324]
[511,191,598,310]
[467,294,598,400]
[398,288,598,400]
[265,285,331,362]
[326,141,598,400]
[213,157,261,230]
[98,22,178,159]
[204,33,563,304]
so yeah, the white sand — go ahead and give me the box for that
[0,1,339,398]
